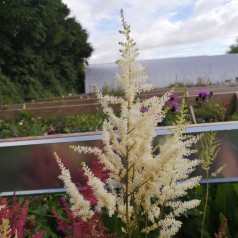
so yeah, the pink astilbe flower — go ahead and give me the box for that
[0,196,44,238]
[31,230,44,238]
[90,157,109,183]
[0,197,28,237]
[0,197,7,214]
[77,184,97,206]
[53,205,116,238]
[77,157,110,206]
[0,198,29,237]
[53,156,117,237]
[12,200,29,238]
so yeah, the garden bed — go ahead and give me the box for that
[0,88,238,139]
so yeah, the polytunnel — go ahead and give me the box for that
[85,54,238,93]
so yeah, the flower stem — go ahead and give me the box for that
[201,170,209,238]
[126,157,130,237]
[126,97,132,237]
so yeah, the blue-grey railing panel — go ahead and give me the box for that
[1,121,238,196]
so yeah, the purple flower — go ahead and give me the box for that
[170,94,178,101]
[196,90,213,101]
[140,107,149,113]
[197,90,211,97]
[48,127,56,135]
[59,197,67,207]
[169,101,180,112]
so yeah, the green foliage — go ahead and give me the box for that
[0,0,93,104]
[194,104,226,123]
[196,132,225,238]
[160,110,180,126]
[0,111,46,138]
[227,37,238,54]
[168,82,187,88]
[198,132,222,175]
[160,107,192,126]
[0,71,23,104]
[176,183,238,238]
[44,112,107,134]
[0,111,106,139]
[18,193,67,237]
[228,112,238,121]
[102,85,124,96]
[160,96,192,126]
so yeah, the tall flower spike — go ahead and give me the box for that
[82,162,116,216]
[54,153,94,221]
[0,219,11,238]
[55,10,201,238]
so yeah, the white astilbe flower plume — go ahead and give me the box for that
[82,162,116,216]
[0,219,12,238]
[55,9,201,237]
[54,153,94,221]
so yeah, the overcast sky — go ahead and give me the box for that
[62,0,238,64]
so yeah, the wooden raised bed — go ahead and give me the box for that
[0,85,238,120]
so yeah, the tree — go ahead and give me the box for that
[0,0,93,103]
[226,37,238,54]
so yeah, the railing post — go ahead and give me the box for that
[235,92,238,113]
[0,98,2,110]
[189,105,197,124]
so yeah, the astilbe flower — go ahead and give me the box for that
[0,197,29,237]
[0,201,10,237]
[76,156,110,206]
[77,179,98,206]
[31,230,45,238]
[53,205,116,238]
[55,153,94,221]
[0,218,11,238]
[198,131,226,238]
[53,157,117,238]
[0,196,44,238]
[55,9,201,238]
[84,154,109,184]
[214,218,227,238]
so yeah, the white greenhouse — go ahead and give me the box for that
[85,54,238,93]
